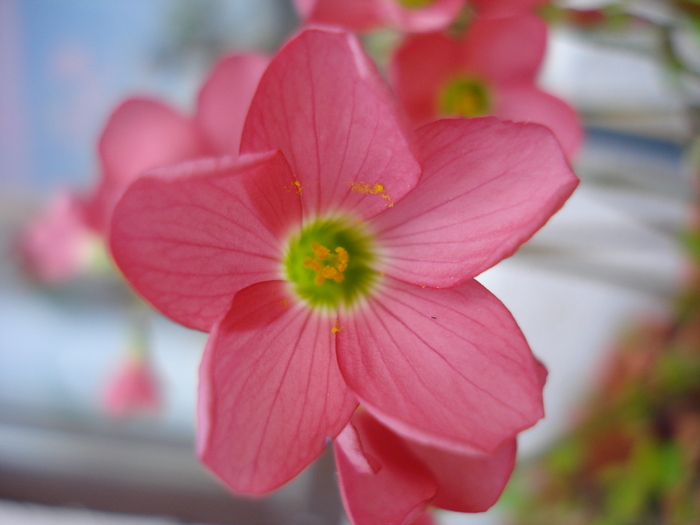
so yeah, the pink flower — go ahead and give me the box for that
[86,53,268,235]
[16,53,268,287]
[390,15,582,160]
[103,354,161,418]
[16,191,95,284]
[335,409,527,523]
[109,27,577,497]
[293,0,466,33]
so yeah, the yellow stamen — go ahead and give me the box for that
[332,320,343,333]
[303,257,322,272]
[305,242,350,286]
[312,242,330,260]
[322,266,338,279]
[439,75,491,119]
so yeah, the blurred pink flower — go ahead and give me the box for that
[85,53,269,235]
[103,354,160,418]
[109,27,577,495]
[16,191,95,284]
[293,0,466,33]
[390,15,582,160]
[335,409,527,524]
[16,53,268,286]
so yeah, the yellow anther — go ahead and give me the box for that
[322,266,338,279]
[331,320,342,333]
[312,242,330,260]
[305,242,350,286]
[335,247,349,271]
[303,257,322,272]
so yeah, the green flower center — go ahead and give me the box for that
[396,0,435,9]
[283,217,378,310]
[438,75,491,118]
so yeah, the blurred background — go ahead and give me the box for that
[0,0,698,524]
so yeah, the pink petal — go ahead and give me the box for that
[294,0,385,32]
[337,278,545,454]
[407,437,517,512]
[241,27,421,220]
[370,118,578,288]
[497,85,583,161]
[335,422,381,476]
[389,32,462,126]
[109,151,302,332]
[335,411,437,525]
[460,15,547,86]
[379,0,465,33]
[199,280,357,494]
[91,98,205,233]
[471,0,548,18]
[195,53,269,157]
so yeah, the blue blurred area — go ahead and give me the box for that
[2,0,295,192]
[19,0,164,188]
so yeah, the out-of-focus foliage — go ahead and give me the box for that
[506,265,700,525]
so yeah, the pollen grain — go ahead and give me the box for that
[349,181,393,207]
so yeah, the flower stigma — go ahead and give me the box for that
[283,217,378,310]
[438,75,491,118]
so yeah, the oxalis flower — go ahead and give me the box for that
[390,14,582,161]
[110,27,578,497]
